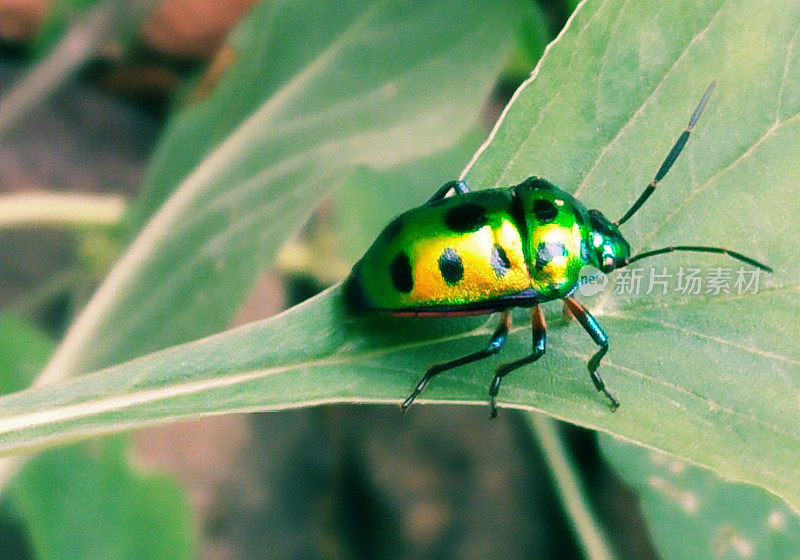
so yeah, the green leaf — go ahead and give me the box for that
[601,436,800,560]
[0,315,52,394]
[8,441,195,560]
[39,0,525,382]
[279,128,484,282]
[455,0,800,510]
[1,0,798,519]
[31,0,100,59]
[0,315,196,560]
[333,128,486,266]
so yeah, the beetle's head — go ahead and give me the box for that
[587,209,630,273]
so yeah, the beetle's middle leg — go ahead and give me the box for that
[490,305,546,418]
[401,310,511,411]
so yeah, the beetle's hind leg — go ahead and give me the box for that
[563,297,619,410]
[426,180,470,203]
[401,310,511,411]
[490,305,546,418]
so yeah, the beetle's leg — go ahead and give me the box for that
[561,301,573,322]
[563,297,619,410]
[489,305,546,418]
[401,310,511,411]
[426,180,470,203]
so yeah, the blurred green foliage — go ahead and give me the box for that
[603,436,800,560]
[0,314,194,559]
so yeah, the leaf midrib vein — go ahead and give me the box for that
[3,316,798,449]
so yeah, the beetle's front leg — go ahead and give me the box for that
[563,297,619,410]
[490,305,546,418]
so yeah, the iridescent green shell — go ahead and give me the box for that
[345,177,596,314]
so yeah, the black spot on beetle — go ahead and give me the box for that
[533,199,558,223]
[381,216,403,242]
[389,252,413,293]
[438,248,464,284]
[490,244,511,277]
[535,241,567,270]
[444,203,488,233]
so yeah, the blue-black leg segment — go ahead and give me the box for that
[401,310,510,411]
[564,297,619,410]
[489,305,546,418]
[426,180,470,203]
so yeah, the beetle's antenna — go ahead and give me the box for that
[615,82,716,227]
[624,245,772,272]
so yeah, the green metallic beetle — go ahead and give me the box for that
[345,83,772,417]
